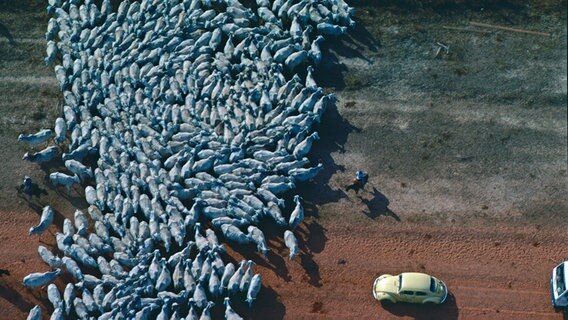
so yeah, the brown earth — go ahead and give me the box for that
[2,208,567,319]
[0,1,567,320]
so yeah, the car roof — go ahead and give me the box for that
[399,272,432,292]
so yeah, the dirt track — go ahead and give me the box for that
[248,219,566,320]
[1,210,567,320]
[0,1,566,319]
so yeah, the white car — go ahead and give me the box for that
[373,272,448,304]
[551,261,568,309]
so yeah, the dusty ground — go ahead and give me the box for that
[0,1,567,319]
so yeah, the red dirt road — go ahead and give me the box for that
[2,206,565,320]
[245,217,567,320]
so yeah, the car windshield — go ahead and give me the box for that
[398,275,402,291]
[430,277,437,292]
[557,265,566,296]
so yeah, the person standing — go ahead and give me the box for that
[355,170,368,187]
[346,170,369,194]
[22,176,33,200]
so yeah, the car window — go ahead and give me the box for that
[415,291,427,296]
[400,290,414,295]
[557,266,566,296]
[430,277,437,292]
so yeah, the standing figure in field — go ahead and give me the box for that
[346,170,368,194]
[17,176,46,201]
[23,176,33,200]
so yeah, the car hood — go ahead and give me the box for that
[376,276,399,294]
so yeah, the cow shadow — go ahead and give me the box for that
[228,218,326,288]
[281,103,357,288]
[0,283,35,313]
[37,157,65,174]
[225,219,292,282]
[357,187,400,221]
[56,186,89,211]
[300,221,327,254]
[314,51,348,89]
[315,19,380,89]
[299,103,361,213]
[294,221,326,288]
[227,284,286,320]
[322,24,379,65]
[348,18,380,53]
[42,175,90,211]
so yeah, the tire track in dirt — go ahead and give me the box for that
[460,307,558,318]
[451,285,556,318]
[454,285,549,295]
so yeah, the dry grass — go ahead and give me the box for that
[349,0,566,11]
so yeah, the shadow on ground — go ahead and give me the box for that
[25,201,66,236]
[381,293,459,320]
[209,233,288,320]
[0,22,15,45]
[233,284,286,320]
[15,182,48,202]
[299,103,361,212]
[295,220,326,287]
[0,283,35,313]
[358,187,401,221]
[314,19,380,89]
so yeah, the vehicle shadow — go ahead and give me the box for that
[381,293,459,320]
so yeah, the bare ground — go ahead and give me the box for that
[0,1,567,319]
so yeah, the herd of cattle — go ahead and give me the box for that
[18,0,354,318]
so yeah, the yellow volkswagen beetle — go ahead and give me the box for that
[373,272,448,304]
